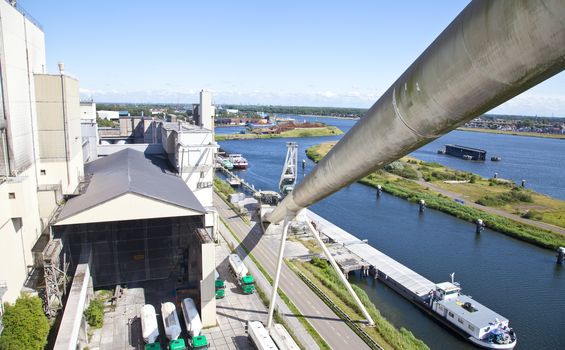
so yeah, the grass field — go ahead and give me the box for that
[215,126,343,141]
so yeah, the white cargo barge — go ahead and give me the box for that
[304,209,517,349]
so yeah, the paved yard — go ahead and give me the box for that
[88,236,266,350]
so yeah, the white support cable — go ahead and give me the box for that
[266,214,292,329]
[305,219,375,326]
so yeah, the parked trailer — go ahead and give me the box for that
[270,324,299,350]
[229,254,255,294]
[141,304,159,343]
[181,298,203,338]
[247,321,277,350]
[161,302,182,340]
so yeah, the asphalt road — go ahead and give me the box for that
[214,193,370,350]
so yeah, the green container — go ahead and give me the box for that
[215,289,225,299]
[242,275,255,294]
[145,343,162,350]
[191,335,208,349]
[215,279,225,289]
[169,338,186,350]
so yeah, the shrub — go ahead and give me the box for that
[0,295,49,350]
[84,299,105,329]
[477,188,533,207]
[385,161,419,180]
[213,177,236,196]
[522,211,543,221]
[310,256,329,269]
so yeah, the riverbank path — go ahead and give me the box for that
[414,179,565,236]
[214,192,371,350]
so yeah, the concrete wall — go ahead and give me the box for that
[81,120,98,162]
[200,238,216,327]
[199,90,214,132]
[178,130,215,207]
[0,167,43,303]
[34,74,84,195]
[0,2,45,304]
[79,101,96,122]
[0,1,45,175]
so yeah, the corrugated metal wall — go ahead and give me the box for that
[0,67,8,176]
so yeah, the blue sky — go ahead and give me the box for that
[19,0,564,116]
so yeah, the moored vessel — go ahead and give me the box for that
[426,280,516,349]
[228,154,248,169]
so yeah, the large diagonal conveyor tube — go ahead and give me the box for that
[267,0,565,224]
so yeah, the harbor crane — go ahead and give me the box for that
[264,0,565,329]
[279,142,298,196]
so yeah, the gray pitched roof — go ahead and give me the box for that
[57,148,205,222]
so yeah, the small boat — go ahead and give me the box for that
[228,154,248,169]
[491,156,502,161]
[216,156,234,170]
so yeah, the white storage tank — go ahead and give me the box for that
[247,321,277,350]
[181,298,203,338]
[161,302,182,340]
[270,323,299,350]
[229,253,248,278]
[140,304,159,343]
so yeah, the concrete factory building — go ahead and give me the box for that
[53,148,216,326]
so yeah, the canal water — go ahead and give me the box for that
[218,117,565,350]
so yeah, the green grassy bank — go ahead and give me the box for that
[215,126,343,141]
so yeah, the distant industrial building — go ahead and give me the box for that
[80,101,99,162]
[192,90,216,131]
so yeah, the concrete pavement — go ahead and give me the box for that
[214,193,370,350]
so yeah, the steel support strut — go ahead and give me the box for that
[266,213,293,329]
[305,219,375,326]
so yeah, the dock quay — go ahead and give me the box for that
[302,209,436,298]
[216,165,258,194]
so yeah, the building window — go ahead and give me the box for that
[200,171,205,178]
[458,317,464,324]
[469,325,475,331]
[448,312,454,318]
[40,169,46,175]
[8,192,15,199]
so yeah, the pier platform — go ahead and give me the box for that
[302,210,436,298]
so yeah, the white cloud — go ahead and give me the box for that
[80,86,564,117]
[491,93,565,117]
